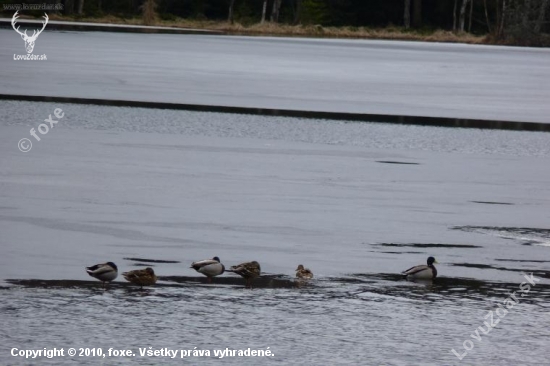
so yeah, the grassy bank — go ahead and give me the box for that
[43,14,487,45]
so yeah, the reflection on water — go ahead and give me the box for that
[2,274,549,365]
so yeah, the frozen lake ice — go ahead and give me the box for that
[1,30,550,124]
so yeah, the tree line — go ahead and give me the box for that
[4,0,549,44]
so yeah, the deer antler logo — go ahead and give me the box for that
[11,11,48,54]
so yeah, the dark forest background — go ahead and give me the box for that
[2,0,549,45]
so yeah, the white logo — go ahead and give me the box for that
[12,11,48,60]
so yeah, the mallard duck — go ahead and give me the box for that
[122,267,157,289]
[191,256,225,283]
[402,256,438,280]
[227,261,261,288]
[86,262,118,288]
[295,264,313,279]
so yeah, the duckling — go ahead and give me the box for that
[122,267,157,289]
[295,264,313,279]
[85,262,118,288]
[191,256,225,283]
[227,261,261,288]
[402,256,438,280]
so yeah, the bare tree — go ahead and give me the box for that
[294,0,302,24]
[228,0,236,23]
[271,0,282,23]
[141,0,157,26]
[498,0,506,38]
[77,0,84,14]
[468,0,474,32]
[261,0,268,23]
[502,0,548,40]
[453,0,458,30]
[522,0,532,28]
[483,0,491,32]
[404,0,411,28]
[534,0,549,33]
[459,0,471,31]
[412,0,422,27]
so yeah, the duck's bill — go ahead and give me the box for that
[434,260,440,264]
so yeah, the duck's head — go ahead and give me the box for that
[296,264,305,271]
[107,262,118,271]
[427,257,438,266]
[145,267,155,275]
[212,256,221,262]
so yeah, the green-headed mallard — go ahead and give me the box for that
[295,264,313,279]
[227,261,261,288]
[86,262,118,288]
[122,267,157,289]
[402,256,438,280]
[191,256,225,283]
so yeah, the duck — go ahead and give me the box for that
[85,262,118,288]
[227,261,261,288]
[122,267,157,289]
[402,256,438,280]
[191,256,225,283]
[295,264,313,279]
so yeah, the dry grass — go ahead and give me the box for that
[140,0,158,26]
[39,14,488,44]
[229,23,486,44]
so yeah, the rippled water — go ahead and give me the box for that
[1,101,550,365]
[3,274,550,365]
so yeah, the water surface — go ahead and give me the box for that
[1,101,549,365]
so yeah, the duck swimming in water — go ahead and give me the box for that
[402,256,438,280]
[295,264,313,279]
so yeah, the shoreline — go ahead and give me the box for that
[0,14,490,45]
[2,94,549,132]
